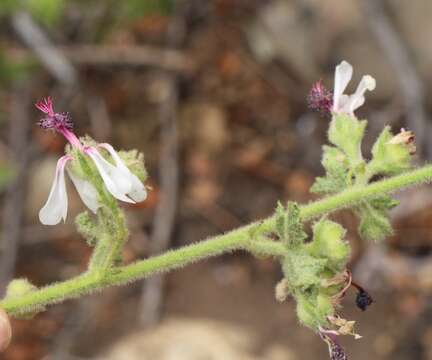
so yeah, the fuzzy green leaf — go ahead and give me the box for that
[295,290,333,329]
[358,204,393,242]
[307,219,350,271]
[311,146,349,195]
[282,250,327,291]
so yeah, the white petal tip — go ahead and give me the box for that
[38,211,62,226]
[337,60,353,71]
[363,75,376,90]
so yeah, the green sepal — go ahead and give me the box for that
[367,126,412,176]
[307,219,350,271]
[328,113,366,166]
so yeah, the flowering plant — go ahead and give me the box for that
[0,61,429,358]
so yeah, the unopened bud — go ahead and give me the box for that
[6,278,37,298]
[5,278,43,318]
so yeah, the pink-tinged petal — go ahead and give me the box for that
[347,75,376,114]
[85,147,135,203]
[39,155,71,225]
[333,61,353,112]
[67,170,100,213]
[35,97,54,116]
[98,143,147,202]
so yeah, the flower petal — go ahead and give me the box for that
[128,173,147,202]
[67,170,101,213]
[39,155,71,225]
[86,147,135,203]
[347,75,376,114]
[98,143,147,202]
[333,61,353,112]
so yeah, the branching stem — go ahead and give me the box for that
[2,165,432,316]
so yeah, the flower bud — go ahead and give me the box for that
[6,278,37,298]
[5,278,43,318]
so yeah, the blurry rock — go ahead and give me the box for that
[338,39,397,99]
[187,179,221,206]
[181,103,229,154]
[247,0,318,80]
[284,170,314,201]
[388,0,432,82]
[104,318,295,360]
[374,333,396,357]
[234,139,272,169]
[305,0,362,32]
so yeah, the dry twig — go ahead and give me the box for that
[0,82,32,293]
[138,10,185,328]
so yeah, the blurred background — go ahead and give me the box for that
[0,0,431,359]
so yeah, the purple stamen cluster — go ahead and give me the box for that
[35,97,73,131]
[307,80,333,116]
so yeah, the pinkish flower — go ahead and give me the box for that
[36,97,147,225]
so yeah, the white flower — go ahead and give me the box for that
[98,143,147,202]
[39,144,147,225]
[36,97,148,226]
[39,155,100,225]
[84,145,147,204]
[333,61,376,116]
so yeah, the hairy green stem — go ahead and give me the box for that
[2,165,432,316]
[78,152,129,273]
